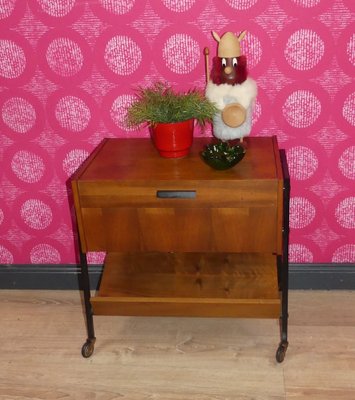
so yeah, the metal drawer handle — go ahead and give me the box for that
[156,190,196,199]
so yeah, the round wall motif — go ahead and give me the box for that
[332,244,355,263]
[95,26,149,82]
[4,144,52,188]
[62,148,90,177]
[0,0,17,19]
[279,0,330,17]
[287,145,319,181]
[216,0,268,16]
[150,0,205,20]
[274,82,330,132]
[0,202,10,234]
[334,83,355,131]
[37,28,92,84]
[289,243,314,263]
[335,197,355,229]
[0,89,44,140]
[11,151,46,184]
[342,92,355,127]
[289,196,316,229]
[104,35,142,76]
[37,0,76,17]
[0,244,14,264]
[21,199,53,230]
[46,38,84,77]
[0,1,26,28]
[283,90,321,128]
[0,39,26,78]
[55,96,91,132]
[153,24,207,81]
[0,32,36,86]
[28,0,84,25]
[90,0,146,23]
[103,91,137,132]
[336,23,355,77]
[2,97,36,133]
[47,87,98,135]
[275,20,333,78]
[14,193,60,235]
[284,29,324,71]
[55,143,92,180]
[29,242,62,263]
[327,194,355,235]
[338,146,355,181]
[163,33,200,74]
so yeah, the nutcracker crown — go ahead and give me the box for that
[212,31,246,58]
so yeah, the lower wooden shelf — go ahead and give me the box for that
[91,252,280,318]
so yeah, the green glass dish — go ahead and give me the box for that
[201,141,246,170]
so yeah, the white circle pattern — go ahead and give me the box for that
[290,197,316,229]
[30,243,61,263]
[284,29,324,71]
[342,92,355,126]
[0,0,16,19]
[162,0,196,12]
[0,40,26,78]
[62,149,89,177]
[225,0,258,10]
[104,36,141,76]
[0,245,14,264]
[335,197,355,229]
[291,0,321,8]
[282,90,321,128]
[11,151,45,183]
[287,146,318,180]
[46,38,84,77]
[2,97,36,133]
[332,244,355,263]
[347,34,355,66]
[338,146,355,180]
[163,34,200,74]
[20,199,53,230]
[110,94,135,130]
[55,96,91,132]
[37,0,76,17]
[99,0,135,14]
[289,243,314,263]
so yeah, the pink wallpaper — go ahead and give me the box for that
[0,0,354,265]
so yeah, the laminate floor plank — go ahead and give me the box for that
[0,290,355,399]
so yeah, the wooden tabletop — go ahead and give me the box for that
[73,136,282,183]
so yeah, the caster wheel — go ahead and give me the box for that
[276,342,288,363]
[81,340,95,358]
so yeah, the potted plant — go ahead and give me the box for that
[126,82,217,158]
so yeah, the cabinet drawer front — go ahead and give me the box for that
[81,207,277,253]
[78,180,278,208]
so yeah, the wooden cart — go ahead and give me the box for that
[71,136,290,362]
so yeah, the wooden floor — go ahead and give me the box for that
[1,290,355,399]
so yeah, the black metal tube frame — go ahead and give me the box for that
[79,250,96,356]
[277,149,290,361]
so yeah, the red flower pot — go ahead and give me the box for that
[151,119,194,158]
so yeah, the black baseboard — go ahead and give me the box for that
[289,264,355,290]
[0,263,354,290]
[0,264,103,290]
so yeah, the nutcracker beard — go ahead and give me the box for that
[210,55,248,86]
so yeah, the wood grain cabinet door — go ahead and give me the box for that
[79,199,278,253]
